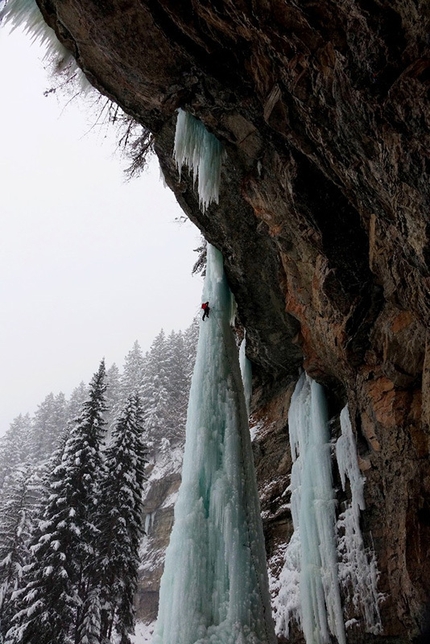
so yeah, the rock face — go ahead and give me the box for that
[137,446,183,625]
[39,1,430,641]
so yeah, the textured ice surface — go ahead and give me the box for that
[152,245,275,644]
[1,0,91,92]
[174,109,225,212]
[276,374,346,644]
[336,406,382,634]
[239,335,252,416]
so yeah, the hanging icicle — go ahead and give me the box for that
[336,406,383,634]
[174,109,225,213]
[276,374,346,644]
[239,333,252,416]
[152,244,275,644]
[1,0,91,93]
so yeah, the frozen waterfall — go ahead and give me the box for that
[275,377,382,643]
[336,406,382,634]
[152,244,275,644]
[276,374,346,644]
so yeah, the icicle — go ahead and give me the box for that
[152,244,275,644]
[336,406,365,521]
[336,406,382,634]
[272,532,301,637]
[229,294,237,327]
[239,333,252,416]
[174,109,225,212]
[1,0,92,93]
[276,374,346,644]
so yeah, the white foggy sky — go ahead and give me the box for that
[0,29,203,432]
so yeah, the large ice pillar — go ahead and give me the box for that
[281,374,346,644]
[152,244,275,644]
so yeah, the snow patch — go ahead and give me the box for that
[132,620,155,643]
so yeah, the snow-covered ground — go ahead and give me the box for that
[131,621,155,643]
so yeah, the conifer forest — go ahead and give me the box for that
[0,322,198,643]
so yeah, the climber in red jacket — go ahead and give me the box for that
[201,301,210,321]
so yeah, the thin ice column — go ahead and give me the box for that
[336,406,382,633]
[152,244,275,644]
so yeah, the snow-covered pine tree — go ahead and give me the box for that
[105,363,122,436]
[29,392,68,462]
[0,466,38,640]
[191,236,207,277]
[0,415,32,496]
[120,341,146,403]
[140,330,170,451]
[98,393,147,644]
[183,317,199,376]
[67,381,89,424]
[6,361,107,644]
[164,331,190,442]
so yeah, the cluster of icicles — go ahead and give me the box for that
[1,0,91,94]
[273,375,382,644]
[174,108,225,212]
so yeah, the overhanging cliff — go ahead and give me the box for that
[35,1,430,641]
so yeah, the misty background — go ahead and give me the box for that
[0,27,203,432]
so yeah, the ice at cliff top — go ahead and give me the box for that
[1,0,91,92]
[336,406,382,634]
[274,380,382,643]
[174,109,225,212]
[276,374,346,644]
[152,244,275,644]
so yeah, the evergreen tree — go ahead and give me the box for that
[164,331,190,441]
[30,392,68,462]
[0,466,37,640]
[120,341,146,402]
[140,330,170,450]
[105,363,122,434]
[67,382,88,424]
[192,237,207,277]
[0,415,32,496]
[183,317,199,373]
[98,394,147,644]
[6,361,107,644]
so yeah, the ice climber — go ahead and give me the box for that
[201,301,210,321]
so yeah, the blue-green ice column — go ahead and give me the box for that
[152,245,275,644]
